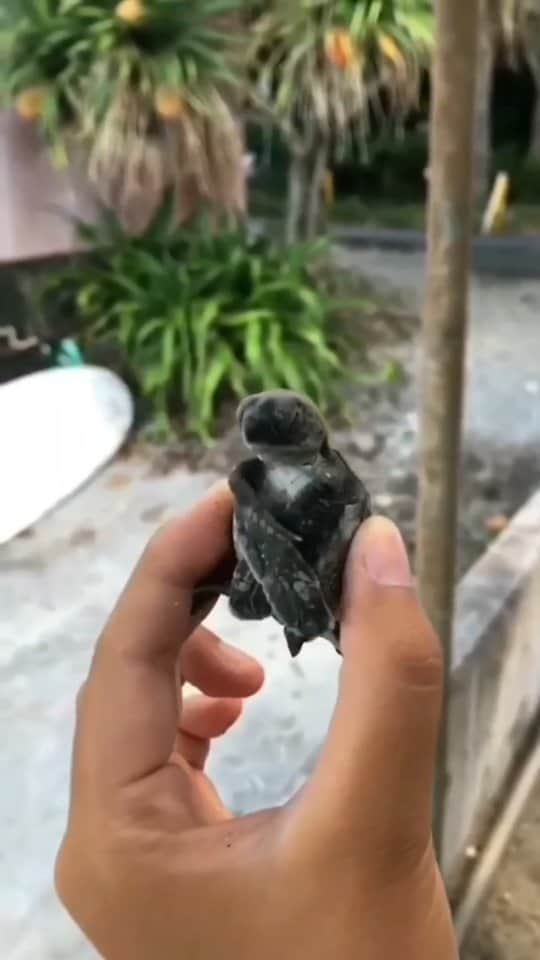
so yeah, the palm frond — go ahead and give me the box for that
[248,0,434,157]
[1,0,245,222]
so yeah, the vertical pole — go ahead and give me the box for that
[417,0,480,862]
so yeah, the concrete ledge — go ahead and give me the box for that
[332,228,540,280]
[444,488,540,890]
[250,218,540,279]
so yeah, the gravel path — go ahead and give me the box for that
[463,775,540,960]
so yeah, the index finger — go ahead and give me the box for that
[74,483,234,793]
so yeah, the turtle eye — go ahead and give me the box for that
[286,407,304,442]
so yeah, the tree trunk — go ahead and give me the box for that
[286,152,309,245]
[473,0,495,202]
[417,0,480,863]
[528,54,540,160]
[305,137,329,240]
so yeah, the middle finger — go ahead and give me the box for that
[180,626,265,699]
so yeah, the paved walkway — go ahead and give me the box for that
[2,252,540,958]
[336,247,540,453]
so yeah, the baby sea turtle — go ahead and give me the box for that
[227,391,372,657]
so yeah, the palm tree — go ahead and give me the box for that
[473,0,498,200]
[248,0,434,243]
[0,0,246,231]
[520,1,540,159]
[472,0,521,200]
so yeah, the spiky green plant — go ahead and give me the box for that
[39,206,356,439]
[0,0,245,224]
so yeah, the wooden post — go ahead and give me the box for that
[416,0,480,862]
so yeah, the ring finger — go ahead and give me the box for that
[175,694,244,769]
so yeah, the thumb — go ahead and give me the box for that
[307,517,443,853]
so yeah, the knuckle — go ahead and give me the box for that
[146,514,187,560]
[55,821,124,912]
[55,830,122,947]
[148,517,176,550]
[141,517,186,585]
[142,521,173,568]
[366,828,435,890]
[393,615,444,691]
[54,837,83,909]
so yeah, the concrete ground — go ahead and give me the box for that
[1,249,540,958]
[336,247,540,453]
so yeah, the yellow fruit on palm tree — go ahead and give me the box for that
[155,88,186,120]
[115,0,146,25]
[378,33,405,67]
[325,29,357,70]
[16,87,48,121]
[323,170,335,207]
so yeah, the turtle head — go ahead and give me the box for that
[237,391,328,464]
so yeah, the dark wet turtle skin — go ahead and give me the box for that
[227,391,371,658]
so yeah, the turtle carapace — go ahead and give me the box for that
[228,391,371,657]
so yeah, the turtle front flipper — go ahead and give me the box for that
[312,501,371,654]
[230,557,271,620]
[285,628,310,659]
[232,496,335,642]
[315,501,370,616]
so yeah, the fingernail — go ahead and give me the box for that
[206,478,228,496]
[348,516,413,589]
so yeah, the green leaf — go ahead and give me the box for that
[193,345,232,433]
[172,304,193,402]
[193,299,221,361]
[161,323,176,378]
[143,365,167,394]
[245,319,264,372]
[219,308,273,328]
[295,326,340,366]
[136,318,165,345]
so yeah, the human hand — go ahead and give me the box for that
[56,484,458,960]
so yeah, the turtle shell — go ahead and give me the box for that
[228,449,371,657]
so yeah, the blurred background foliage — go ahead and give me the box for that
[2,0,540,437]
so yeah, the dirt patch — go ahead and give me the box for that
[463,773,540,960]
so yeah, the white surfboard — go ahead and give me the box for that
[0,365,133,544]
